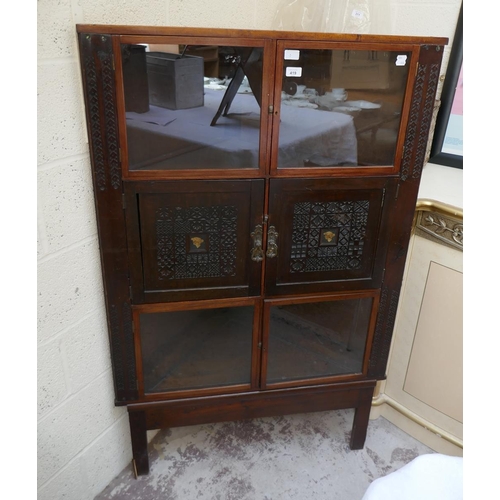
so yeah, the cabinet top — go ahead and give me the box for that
[75,25,448,46]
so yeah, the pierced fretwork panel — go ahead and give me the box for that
[156,205,238,280]
[131,179,264,302]
[266,178,393,296]
[290,200,370,274]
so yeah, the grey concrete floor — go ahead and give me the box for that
[96,410,434,500]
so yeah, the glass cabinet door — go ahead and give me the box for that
[119,37,273,176]
[262,293,378,388]
[272,42,413,173]
[136,299,260,396]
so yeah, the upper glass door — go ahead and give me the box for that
[118,36,274,177]
[272,41,415,175]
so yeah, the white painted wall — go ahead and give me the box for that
[37,1,463,498]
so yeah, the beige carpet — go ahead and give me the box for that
[96,410,434,500]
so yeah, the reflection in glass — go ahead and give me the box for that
[140,306,254,393]
[121,43,263,171]
[278,49,411,168]
[267,298,372,383]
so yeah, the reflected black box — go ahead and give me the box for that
[146,52,204,110]
[122,44,150,113]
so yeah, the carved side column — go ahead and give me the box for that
[368,44,445,379]
[78,33,138,403]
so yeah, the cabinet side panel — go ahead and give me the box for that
[78,33,138,403]
[368,44,445,379]
[400,47,442,181]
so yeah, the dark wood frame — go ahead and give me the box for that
[76,25,446,477]
[429,3,463,169]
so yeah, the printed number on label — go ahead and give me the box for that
[285,67,302,77]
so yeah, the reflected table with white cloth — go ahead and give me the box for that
[125,88,357,170]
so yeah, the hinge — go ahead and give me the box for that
[122,193,126,210]
[263,214,269,224]
[381,189,386,206]
[258,342,262,349]
[268,105,274,114]
[395,183,400,202]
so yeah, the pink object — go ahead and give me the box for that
[451,65,463,116]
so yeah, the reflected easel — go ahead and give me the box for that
[210,47,262,126]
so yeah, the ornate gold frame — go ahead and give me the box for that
[412,199,463,251]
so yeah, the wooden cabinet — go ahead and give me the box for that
[76,25,446,476]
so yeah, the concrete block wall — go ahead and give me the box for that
[37,1,463,498]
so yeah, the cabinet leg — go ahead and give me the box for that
[129,411,149,476]
[349,397,372,450]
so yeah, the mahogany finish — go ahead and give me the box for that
[77,24,447,45]
[76,25,446,476]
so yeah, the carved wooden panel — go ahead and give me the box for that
[156,204,239,281]
[368,45,446,378]
[368,285,400,376]
[401,48,442,181]
[289,200,370,274]
[265,178,397,297]
[124,180,264,303]
[78,33,138,403]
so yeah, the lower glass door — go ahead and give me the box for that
[262,292,379,388]
[135,298,260,398]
